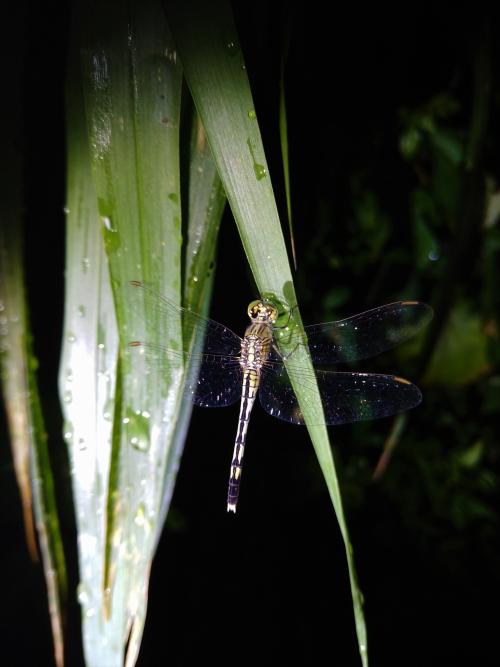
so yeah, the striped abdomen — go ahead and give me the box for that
[227,325,273,513]
[227,369,259,512]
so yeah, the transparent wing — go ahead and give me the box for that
[128,280,242,357]
[129,342,242,407]
[272,301,433,364]
[259,364,422,425]
[127,281,243,407]
[185,358,242,407]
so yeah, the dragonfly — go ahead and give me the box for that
[128,281,432,513]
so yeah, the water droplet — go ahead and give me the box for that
[168,192,179,204]
[101,215,115,231]
[164,48,177,64]
[63,390,72,404]
[246,138,267,181]
[85,607,96,618]
[78,438,87,451]
[254,164,267,180]
[67,331,76,343]
[248,110,256,120]
[98,342,105,350]
[132,438,148,452]
[77,582,90,606]
[66,369,73,382]
[77,305,86,317]
[103,398,113,421]
[63,421,73,442]
[63,206,70,214]
[123,407,150,452]
[225,40,239,56]
[134,503,152,533]
[134,503,146,527]
[102,221,120,253]
[81,257,90,272]
[428,248,440,261]
[97,324,106,350]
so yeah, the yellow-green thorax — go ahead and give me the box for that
[241,300,278,371]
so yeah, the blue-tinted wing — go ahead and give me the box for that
[129,341,243,408]
[128,280,242,358]
[259,364,422,425]
[127,281,242,407]
[272,301,432,364]
[185,358,242,407]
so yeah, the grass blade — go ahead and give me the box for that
[279,9,297,269]
[155,112,226,542]
[63,37,121,663]
[65,2,226,664]
[168,1,368,663]
[0,234,37,563]
[1,179,67,667]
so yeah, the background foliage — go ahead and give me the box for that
[1,3,499,666]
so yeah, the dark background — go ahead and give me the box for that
[1,2,499,666]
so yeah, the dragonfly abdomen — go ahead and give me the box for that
[227,324,274,513]
[227,368,260,513]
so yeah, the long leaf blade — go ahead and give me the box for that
[167,1,368,664]
[1,181,67,667]
[69,2,226,665]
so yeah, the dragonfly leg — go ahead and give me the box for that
[272,303,299,330]
[272,341,304,362]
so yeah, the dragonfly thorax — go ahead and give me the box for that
[241,301,278,372]
[240,331,272,372]
[247,299,278,324]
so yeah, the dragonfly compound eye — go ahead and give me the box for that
[247,300,262,319]
[247,300,278,323]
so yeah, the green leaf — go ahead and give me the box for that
[63,32,122,663]
[423,304,490,386]
[167,1,368,664]
[155,113,225,541]
[1,171,67,667]
[279,7,296,268]
[64,2,225,664]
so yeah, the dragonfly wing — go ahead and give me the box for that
[186,359,242,407]
[129,342,242,407]
[127,282,243,407]
[272,301,432,364]
[128,280,242,357]
[259,364,422,425]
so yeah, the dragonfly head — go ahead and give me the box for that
[247,300,278,324]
